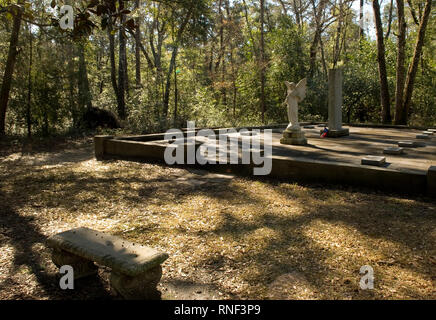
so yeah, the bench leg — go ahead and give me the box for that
[110,266,162,300]
[51,248,98,280]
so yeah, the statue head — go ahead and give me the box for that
[285,78,307,102]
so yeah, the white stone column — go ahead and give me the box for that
[324,68,349,137]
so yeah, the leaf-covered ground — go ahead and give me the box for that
[0,138,435,300]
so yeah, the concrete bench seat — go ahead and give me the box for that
[47,227,169,299]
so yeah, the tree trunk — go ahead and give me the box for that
[78,42,93,112]
[135,0,142,88]
[118,0,127,119]
[309,28,320,78]
[402,0,432,119]
[260,0,266,123]
[394,0,407,125]
[162,9,192,122]
[163,46,178,122]
[333,0,344,68]
[173,60,178,127]
[372,0,392,124]
[359,0,364,39]
[0,2,23,136]
[292,0,301,29]
[124,43,130,96]
[67,43,77,128]
[309,0,325,78]
[225,0,237,118]
[385,0,394,39]
[27,24,33,137]
[278,0,287,15]
[215,0,224,73]
[107,18,118,98]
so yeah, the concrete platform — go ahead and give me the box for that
[269,127,435,175]
[95,126,436,194]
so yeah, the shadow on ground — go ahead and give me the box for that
[0,140,434,300]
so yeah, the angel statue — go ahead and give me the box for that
[284,78,307,130]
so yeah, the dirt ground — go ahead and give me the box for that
[0,137,435,300]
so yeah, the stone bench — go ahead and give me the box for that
[47,227,169,300]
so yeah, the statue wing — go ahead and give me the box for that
[296,78,307,97]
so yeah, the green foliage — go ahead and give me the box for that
[266,16,309,122]
[1,0,435,137]
[343,39,383,123]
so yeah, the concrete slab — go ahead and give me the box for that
[416,134,430,139]
[423,131,434,135]
[362,156,386,167]
[398,141,416,148]
[414,141,427,147]
[384,147,404,155]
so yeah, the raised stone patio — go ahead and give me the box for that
[95,126,436,195]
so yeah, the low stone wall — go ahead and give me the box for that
[269,156,427,194]
[427,166,436,197]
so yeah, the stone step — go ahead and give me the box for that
[416,134,430,140]
[414,141,427,147]
[361,156,386,167]
[384,147,404,155]
[398,141,418,148]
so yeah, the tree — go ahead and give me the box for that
[0,1,24,136]
[117,0,127,120]
[107,17,119,102]
[402,0,432,122]
[162,7,193,122]
[77,42,93,112]
[26,22,33,137]
[260,0,266,123]
[372,0,392,123]
[394,0,407,124]
[135,0,142,88]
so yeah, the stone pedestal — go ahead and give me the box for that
[110,266,163,300]
[51,248,98,280]
[280,128,307,146]
[325,68,349,138]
